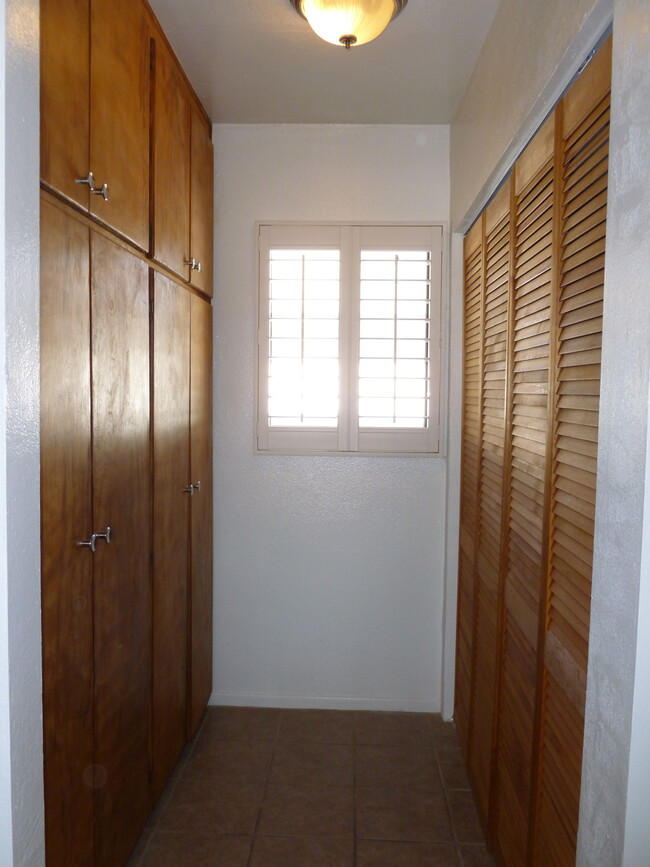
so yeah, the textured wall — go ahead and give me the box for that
[578,2,650,863]
[212,124,450,711]
[0,0,44,863]
[450,0,611,229]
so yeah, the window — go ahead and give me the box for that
[257,223,444,455]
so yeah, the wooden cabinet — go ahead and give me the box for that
[189,108,215,298]
[40,0,214,862]
[151,276,213,795]
[189,292,214,733]
[41,200,151,866]
[152,35,214,295]
[151,273,192,800]
[40,0,151,250]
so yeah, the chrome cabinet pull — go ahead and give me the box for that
[192,481,202,493]
[77,534,97,552]
[90,182,109,202]
[182,485,194,495]
[75,172,109,201]
[94,527,111,545]
[184,258,202,273]
[194,261,202,273]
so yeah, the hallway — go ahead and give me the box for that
[128,707,494,866]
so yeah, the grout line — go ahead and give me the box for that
[244,709,282,867]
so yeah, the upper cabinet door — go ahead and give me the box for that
[40,0,90,209]
[152,41,191,279]
[90,0,151,250]
[189,108,214,297]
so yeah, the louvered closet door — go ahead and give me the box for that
[534,40,611,865]
[495,114,555,867]
[467,181,511,825]
[455,218,483,749]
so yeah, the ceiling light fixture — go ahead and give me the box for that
[289,0,408,49]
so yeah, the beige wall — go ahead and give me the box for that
[450,0,611,228]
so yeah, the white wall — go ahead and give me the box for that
[212,124,451,712]
[0,0,44,864]
[450,0,612,229]
[580,1,650,863]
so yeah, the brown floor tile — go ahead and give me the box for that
[437,748,471,790]
[181,738,274,784]
[269,742,354,787]
[356,840,460,866]
[250,835,354,866]
[200,706,281,742]
[138,831,251,866]
[458,844,497,866]
[258,785,354,838]
[356,786,454,843]
[157,778,263,835]
[356,744,440,788]
[446,790,485,844]
[278,709,355,744]
[430,716,460,749]
[355,711,434,746]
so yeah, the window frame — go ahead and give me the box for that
[256,222,446,456]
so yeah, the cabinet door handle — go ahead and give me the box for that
[194,260,202,273]
[90,182,109,202]
[192,481,201,493]
[77,534,97,553]
[182,485,194,495]
[75,172,109,201]
[94,527,111,545]
[184,258,197,270]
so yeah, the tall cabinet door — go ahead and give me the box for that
[152,41,191,279]
[90,233,151,867]
[41,201,94,867]
[40,0,90,209]
[189,294,214,735]
[90,0,151,250]
[189,109,214,298]
[152,272,191,800]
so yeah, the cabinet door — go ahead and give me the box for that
[189,108,214,297]
[188,294,214,735]
[41,200,94,866]
[152,41,191,279]
[152,272,191,801]
[90,0,150,250]
[91,233,151,867]
[40,0,90,209]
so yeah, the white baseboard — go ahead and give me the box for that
[209,691,438,713]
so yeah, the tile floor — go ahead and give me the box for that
[128,707,496,866]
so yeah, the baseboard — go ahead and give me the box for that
[209,691,438,713]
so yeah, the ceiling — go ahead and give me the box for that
[148,0,500,125]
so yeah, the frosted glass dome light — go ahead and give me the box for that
[290,0,408,49]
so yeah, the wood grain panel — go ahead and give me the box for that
[152,40,191,279]
[91,232,151,867]
[90,0,150,250]
[189,107,214,297]
[533,41,610,865]
[455,228,483,751]
[40,0,90,208]
[468,186,511,824]
[495,121,555,865]
[188,294,214,735]
[40,200,94,867]
[152,272,191,801]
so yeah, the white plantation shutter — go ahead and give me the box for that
[257,223,443,455]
